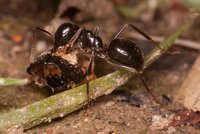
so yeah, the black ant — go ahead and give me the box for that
[27,23,164,105]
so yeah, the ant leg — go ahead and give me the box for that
[104,60,165,107]
[135,71,165,107]
[85,55,95,109]
[84,27,98,108]
[114,24,164,51]
[30,27,54,63]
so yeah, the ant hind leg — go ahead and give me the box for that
[135,71,167,108]
[114,23,164,51]
[114,23,178,55]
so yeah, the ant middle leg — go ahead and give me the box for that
[135,71,166,107]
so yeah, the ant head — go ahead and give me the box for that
[54,23,79,49]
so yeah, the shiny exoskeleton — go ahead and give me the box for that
[27,22,162,104]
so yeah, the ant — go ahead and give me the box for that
[27,23,164,106]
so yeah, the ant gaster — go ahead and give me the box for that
[27,23,163,105]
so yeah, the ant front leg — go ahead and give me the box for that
[114,23,164,51]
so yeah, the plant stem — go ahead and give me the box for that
[0,78,28,86]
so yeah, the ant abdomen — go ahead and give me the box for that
[108,39,144,71]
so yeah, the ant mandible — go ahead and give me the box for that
[27,23,163,105]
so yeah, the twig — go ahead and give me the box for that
[175,53,200,111]
[0,78,28,86]
[0,20,189,132]
[127,32,200,51]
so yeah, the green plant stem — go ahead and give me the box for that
[0,78,28,86]
[0,20,188,132]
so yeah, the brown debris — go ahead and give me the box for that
[11,34,23,43]
[167,109,200,128]
[175,53,200,111]
[45,0,120,43]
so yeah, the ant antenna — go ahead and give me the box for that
[34,27,54,37]
[30,27,54,63]
[93,26,100,36]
